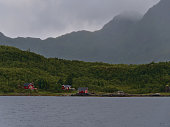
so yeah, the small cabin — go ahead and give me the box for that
[117,91,125,95]
[62,85,71,90]
[78,87,88,94]
[24,83,36,90]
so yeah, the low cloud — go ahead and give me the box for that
[0,0,160,39]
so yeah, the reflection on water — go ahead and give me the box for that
[0,97,170,127]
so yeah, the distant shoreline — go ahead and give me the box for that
[0,93,170,97]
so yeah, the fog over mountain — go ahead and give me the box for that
[0,0,169,64]
[0,0,159,38]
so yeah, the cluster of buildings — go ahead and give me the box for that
[62,85,88,94]
[23,82,170,94]
[23,83,88,94]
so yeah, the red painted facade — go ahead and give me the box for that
[78,88,88,94]
[24,83,37,90]
[62,85,71,90]
[24,85,33,89]
[79,90,88,94]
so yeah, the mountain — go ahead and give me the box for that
[0,0,170,64]
[130,0,170,63]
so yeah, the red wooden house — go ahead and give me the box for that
[24,83,37,90]
[62,85,71,90]
[78,87,88,94]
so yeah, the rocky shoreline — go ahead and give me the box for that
[0,93,170,97]
[71,93,170,97]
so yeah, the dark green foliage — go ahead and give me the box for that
[65,74,73,85]
[0,45,169,94]
[57,78,64,85]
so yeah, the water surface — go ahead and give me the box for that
[0,97,169,127]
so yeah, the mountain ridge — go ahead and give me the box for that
[0,0,169,64]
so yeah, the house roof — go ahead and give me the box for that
[63,85,71,88]
[24,83,33,86]
[78,87,88,91]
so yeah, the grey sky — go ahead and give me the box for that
[0,0,160,39]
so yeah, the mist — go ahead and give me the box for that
[0,0,159,39]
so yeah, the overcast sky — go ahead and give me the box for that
[0,0,160,39]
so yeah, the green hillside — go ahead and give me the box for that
[0,45,170,94]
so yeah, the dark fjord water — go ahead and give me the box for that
[0,97,170,127]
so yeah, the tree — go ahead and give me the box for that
[65,74,73,85]
[57,78,64,85]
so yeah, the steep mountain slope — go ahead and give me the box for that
[0,13,140,63]
[0,0,169,64]
[129,0,170,63]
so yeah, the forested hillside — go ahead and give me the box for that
[0,46,170,94]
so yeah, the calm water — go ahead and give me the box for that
[0,97,170,127]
